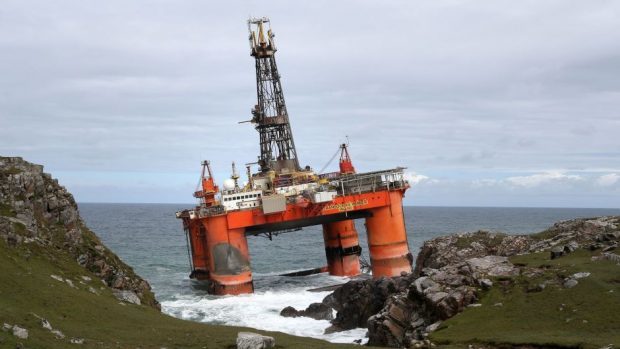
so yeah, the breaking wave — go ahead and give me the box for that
[161,272,368,344]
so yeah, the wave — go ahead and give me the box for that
[161,285,367,344]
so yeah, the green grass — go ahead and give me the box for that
[0,239,367,349]
[430,250,620,348]
[0,202,16,217]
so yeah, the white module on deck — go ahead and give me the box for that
[222,190,263,211]
[309,191,337,203]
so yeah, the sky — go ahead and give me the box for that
[1,1,619,207]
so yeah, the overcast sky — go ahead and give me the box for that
[1,1,619,207]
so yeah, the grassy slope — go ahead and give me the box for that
[431,249,620,348]
[0,239,365,349]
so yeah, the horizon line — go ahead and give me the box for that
[75,202,620,210]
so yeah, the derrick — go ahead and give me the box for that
[248,17,300,173]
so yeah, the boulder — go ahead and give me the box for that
[12,325,28,339]
[41,319,52,330]
[563,279,578,289]
[479,278,493,289]
[236,332,275,349]
[572,272,590,279]
[466,256,518,277]
[280,303,333,320]
[279,306,299,318]
[113,290,141,305]
[301,302,333,320]
[323,276,403,331]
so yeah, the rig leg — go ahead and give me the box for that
[202,215,254,295]
[322,220,362,277]
[365,191,413,277]
[187,218,209,280]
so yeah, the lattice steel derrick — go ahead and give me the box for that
[248,17,300,173]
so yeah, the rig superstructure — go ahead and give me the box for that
[177,17,413,295]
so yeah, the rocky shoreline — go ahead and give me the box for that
[282,217,620,348]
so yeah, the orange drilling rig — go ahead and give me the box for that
[176,17,412,295]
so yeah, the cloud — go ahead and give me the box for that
[505,172,582,188]
[596,173,620,186]
[0,1,619,207]
[404,172,436,186]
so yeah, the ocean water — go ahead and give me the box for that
[79,204,620,343]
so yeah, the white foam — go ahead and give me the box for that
[162,287,367,344]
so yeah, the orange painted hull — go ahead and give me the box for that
[366,191,412,277]
[185,188,411,295]
[322,220,361,277]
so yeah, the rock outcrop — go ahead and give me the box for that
[314,216,620,347]
[0,156,159,309]
[280,302,334,321]
[236,332,275,349]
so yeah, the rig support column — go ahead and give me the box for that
[365,191,413,277]
[203,215,254,295]
[322,220,362,277]
[186,219,209,279]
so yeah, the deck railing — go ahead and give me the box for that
[334,167,408,196]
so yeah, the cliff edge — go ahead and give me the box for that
[0,156,158,308]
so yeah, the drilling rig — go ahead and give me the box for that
[177,17,412,295]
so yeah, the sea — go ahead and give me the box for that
[79,204,620,344]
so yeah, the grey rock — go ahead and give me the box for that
[564,241,579,253]
[479,278,493,289]
[550,246,564,259]
[280,303,333,320]
[466,256,519,277]
[563,279,579,289]
[427,291,448,303]
[12,325,28,339]
[236,332,275,349]
[279,306,299,318]
[413,277,437,294]
[425,321,441,333]
[113,290,141,305]
[572,272,590,279]
[41,319,52,330]
[302,302,334,321]
[70,338,84,344]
